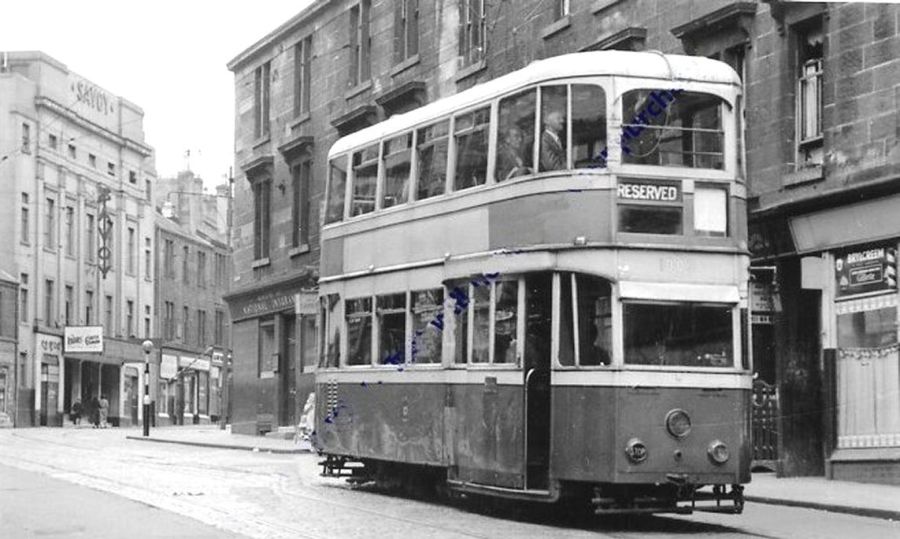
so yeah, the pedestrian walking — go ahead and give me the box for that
[70,399,83,425]
[89,396,100,428]
[99,395,110,428]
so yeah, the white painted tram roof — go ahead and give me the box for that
[329,50,741,157]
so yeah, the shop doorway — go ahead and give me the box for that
[280,314,297,427]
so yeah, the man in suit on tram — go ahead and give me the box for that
[540,110,566,172]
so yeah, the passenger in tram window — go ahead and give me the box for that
[496,127,532,181]
[495,310,517,363]
[540,109,566,171]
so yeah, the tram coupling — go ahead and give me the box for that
[319,455,370,483]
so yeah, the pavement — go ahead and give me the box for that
[124,426,900,522]
[124,424,314,454]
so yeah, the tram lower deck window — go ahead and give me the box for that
[624,302,733,368]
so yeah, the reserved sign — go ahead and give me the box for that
[617,181,681,202]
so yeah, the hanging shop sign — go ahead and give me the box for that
[835,244,897,298]
[160,354,178,379]
[64,326,104,353]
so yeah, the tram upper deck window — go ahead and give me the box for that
[383,134,412,209]
[326,157,348,224]
[454,107,490,190]
[497,89,536,181]
[351,145,379,216]
[558,273,612,367]
[540,85,568,172]
[571,84,607,169]
[346,297,372,366]
[623,302,734,368]
[412,289,444,364]
[416,121,449,200]
[621,90,724,170]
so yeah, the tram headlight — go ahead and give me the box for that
[624,438,648,463]
[707,440,730,465]
[665,409,692,439]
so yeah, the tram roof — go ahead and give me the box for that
[330,51,740,157]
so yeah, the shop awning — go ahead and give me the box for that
[790,192,900,254]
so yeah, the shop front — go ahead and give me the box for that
[791,193,900,485]
[157,350,211,425]
[36,333,63,426]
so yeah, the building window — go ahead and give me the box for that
[48,134,58,150]
[144,305,151,338]
[164,239,175,278]
[86,214,95,262]
[44,279,55,325]
[45,197,56,250]
[20,194,29,245]
[68,143,76,159]
[19,352,27,388]
[394,0,419,64]
[19,274,28,323]
[796,18,824,167]
[252,180,271,259]
[126,227,136,274]
[144,238,152,279]
[182,305,190,343]
[88,154,97,168]
[64,285,73,326]
[254,61,271,139]
[164,301,175,340]
[85,290,93,325]
[349,0,372,87]
[104,295,113,335]
[126,300,134,336]
[294,36,312,117]
[555,0,570,19]
[292,161,311,248]
[145,179,152,201]
[198,251,207,288]
[182,245,190,284]
[21,123,31,153]
[65,206,74,256]
[215,310,225,345]
[107,162,116,177]
[129,170,137,184]
[197,310,207,346]
[258,320,275,376]
[459,0,486,67]
[215,253,227,286]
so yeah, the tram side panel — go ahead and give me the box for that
[551,385,751,485]
[450,380,525,488]
[315,381,445,466]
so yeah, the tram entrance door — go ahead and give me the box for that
[524,274,552,490]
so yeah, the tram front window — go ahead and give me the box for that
[624,302,733,368]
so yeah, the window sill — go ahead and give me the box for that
[43,247,57,255]
[289,112,311,129]
[390,54,421,77]
[541,15,571,40]
[344,79,373,101]
[783,164,824,187]
[289,244,310,258]
[251,257,271,269]
[252,135,271,150]
[20,241,30,247]
[592,0,622,14]
[455,59,487,84]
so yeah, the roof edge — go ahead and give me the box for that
[226,0,331,71]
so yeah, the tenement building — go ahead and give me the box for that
[0,51,157,426]
[229,0,900,483]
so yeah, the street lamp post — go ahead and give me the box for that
[141,339,154,437]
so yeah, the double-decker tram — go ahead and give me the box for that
[315,50,751,515]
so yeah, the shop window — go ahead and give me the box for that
[621,89,724,169]
[539,85,568,172]
[416,121,449,200]
[198,371,209,416]
[346,297,372,366]
[258,320,275,376]
[453,106,490,190]
[558,273,612,367]
[571,84,607,169]
[837,307,897,348]
[624,302,734,367]
[694,184,729,236]
[326,157,348,224]
[382,133,411,209]
[377,294,406,364]
[351,145,378,217]
[158,381,168,414]
[411,289,443,364]
[497,88,536,181]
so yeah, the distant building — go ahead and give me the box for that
[0,271,17,427]
[0,51,157,427]
[153,192,232,426]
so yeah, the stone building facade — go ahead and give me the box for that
[229,0,900,482]
[0,51,157,427]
